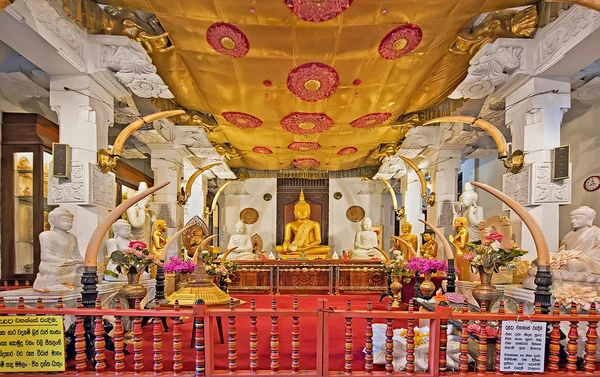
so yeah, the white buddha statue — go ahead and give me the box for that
[454,182,484,242]
[225,221,256,260]
[126,182,156,248]
[104,219,131,282]
[33,208,84,291]
[351,218,384,260]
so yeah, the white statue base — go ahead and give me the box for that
[522,270,600,292]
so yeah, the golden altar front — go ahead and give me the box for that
[228,260,387,295]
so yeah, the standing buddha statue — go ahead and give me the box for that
[449,217,471,281]
[275,190,331,260]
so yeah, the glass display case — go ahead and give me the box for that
[1,113,59,283]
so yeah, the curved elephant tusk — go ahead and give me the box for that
[391,236,418,260]
[112,110,186,156]
[85,181,170,266]
[398,156,428,197]
[207,180,234,214]
[200,234,218,252]
[160,224,194,260]
[220,247,240,266]
[380,178,399,212]
[184,163,221,197]
[419,219,455,259]
[374,247,391,262]
[423,116,509,159]
[470,181,549,266]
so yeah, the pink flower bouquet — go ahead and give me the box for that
[163,256,196,274]
[106,240,160,277]
[465,232,527,274]
[406,258,448,275]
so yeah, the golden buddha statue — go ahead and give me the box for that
[392,222,418,261]
[275,190,330,260]
[449,217,471,281]
[151,219,168,260]
[421,230,438,260]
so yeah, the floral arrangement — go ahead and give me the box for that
[467,324,498,338]
[399,328,429,347]
[105,241,160,278]
[406,258,448,275]
[382,259,411,283]
[198,250,239,278]
[553,283,598,312]
[163,256,196,274]
[464,232,527,274]
[444,292,468,304]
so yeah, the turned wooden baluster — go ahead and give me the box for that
[270,298,280,374]
[37,297,43,309]
[584,302,598,375]
[17,296,24,309]
[133,298,144,375]
[153,299,164,374]
[459,300,469,376]
[406,300,415,376]
[228,298,238,373]
[172,301,183,376]
[194,300,206,377]
[476,303,488,376]
[344,299,353,375]
[567,302,579,375]
[548,303,561,373]
[439,304,449,377]
[0,297,4,309]
[364,299,374,375]
[94,298,106,375]
[385,301,394,375]
[57,297,63,309]
[74,298,86,374]
[495,302,505,376]
[249,298,258,374]
[113,299,125,376]
[291,297,300,374]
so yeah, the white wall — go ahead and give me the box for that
[222,179,277,252]
[473,155,507,218]
[559,98,600,235]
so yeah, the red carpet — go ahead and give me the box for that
[73,294,407,373]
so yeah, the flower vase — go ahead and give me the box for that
[472,266,500,312]
[120,268,147,309]
[419,273,435,299]
[390,275,403,308]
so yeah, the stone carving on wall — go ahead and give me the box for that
[450,39,529,100]
[92,35,173,99]
[536,5,600,75]
[572,77,600,99]
[91,166,116,208]
[49,163,116,208]
[372,156,407,180]
[400,127,439,150]
[133,118,173,145]
[442,123,487,146]
[502,162,571,209]
[154,203,175,228]
[174,127,213,149]
[23,0,83,54]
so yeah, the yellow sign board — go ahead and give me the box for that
[0,316,65,372]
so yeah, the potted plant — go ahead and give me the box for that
[406,258,448,299]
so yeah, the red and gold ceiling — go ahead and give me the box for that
[100,0,537,171]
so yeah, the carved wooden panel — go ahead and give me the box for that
[337,266,387,294]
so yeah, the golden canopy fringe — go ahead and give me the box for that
[231,167,380,180]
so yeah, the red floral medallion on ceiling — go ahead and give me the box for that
[281,112,334,135]
[206,23,250,58]
[287,62,339,102]
[283,0,353,23]
[288,142,321,151]
[222,112,262,129]
[337,147,358,155]
[378,24,422,60]
[293,158,320,169]
[252,146,273,154]
[350,113,392,128]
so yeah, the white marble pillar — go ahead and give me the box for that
[504,77,571,260]
[402,170,425,249]
[49,75,114,260]
[426,148,463,260]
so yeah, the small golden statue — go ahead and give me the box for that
[421,229,438,260]
[392,222,418,261]
[151,219,169,261]
[17,156,32,170]
[275,190,330,260]
[449,217,471,281]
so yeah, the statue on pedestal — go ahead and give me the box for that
[421,229,438,260]
[126,182,156,248]
[454,183,484,242]
[33,208,84,291]
[104,219,131,282]
[392,222,418,262]
[351,217,384,260]
[275,190,331,259]
[151,219,168,260]
[449,217,471,281]
[225,221,257,260]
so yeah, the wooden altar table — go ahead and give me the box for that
[228,260,389,295]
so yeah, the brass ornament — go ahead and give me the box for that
[426,192,436,207]
[220,36,236,50]
[333,191,343,200]
[346,205,365,222]
[503,150,525,174]
[263,193,273,201]
[239,207,259,224]
[304,79,322,92]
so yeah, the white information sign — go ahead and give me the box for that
[500,321,546,373]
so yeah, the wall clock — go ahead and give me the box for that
[584,176,600,192]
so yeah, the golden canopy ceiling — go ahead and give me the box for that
[100,0,536,171]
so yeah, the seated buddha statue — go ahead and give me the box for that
[351,217,384,260]
[392,222,418,261]
[275,190,330,260]
[421,229,438,260]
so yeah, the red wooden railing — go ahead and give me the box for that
[0,296,599,376]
